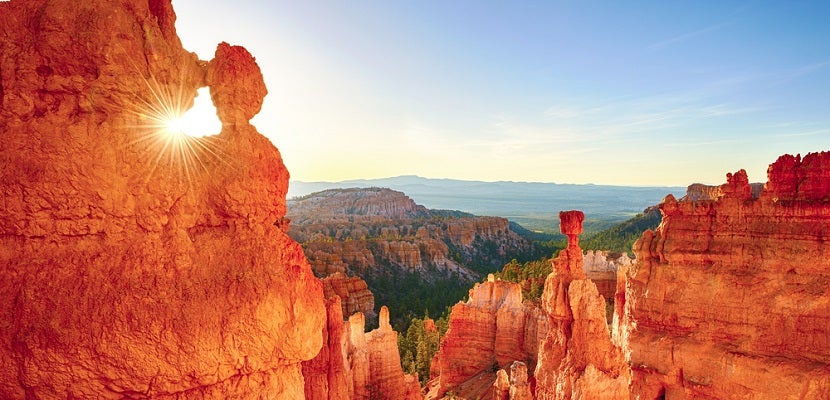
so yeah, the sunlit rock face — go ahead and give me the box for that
[322,272,376,320]
[627,152,830,399]
[534,211,629,400]
[0,0,325,398]
[583,250,631,301]
[303,304,423,400]
[427,276,547,399]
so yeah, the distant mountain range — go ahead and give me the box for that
[288,176,683,234]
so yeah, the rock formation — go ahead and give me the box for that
[583,250,632,300]
[366,307,423,400]
[427,275,548,399]
[322,272,376,320]
[493,369,511,400]
[304,304,423,400]
[682,182,764,202]
[627,152,830,399]
[534,211,629,400]
[303,297,350,400]
[0,0,327,398]
[507,362,533,400]
[288,188,535,280]
[491,361,532,400]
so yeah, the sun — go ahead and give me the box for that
[162,87,222,138]
[126,77,230,184]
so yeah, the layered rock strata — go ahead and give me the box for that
[303,305,423,400]
[627,152,830,398]
[322,272,376,320]
[0,0,326,398]
[427,276,548,399]
[288,188,534,280]
[534,211,629,400]
[583,250,632,300]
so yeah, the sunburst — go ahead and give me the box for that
[124,72,228,186]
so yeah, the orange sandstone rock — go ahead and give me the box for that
[322,272,376,320]
[508,362,533,400]
[303,296,350,400]
[429,275,547,398]
[627,152,830,399]
[493,369,511,400]
[0,0,325,398]
[534,212,629,400]
[306,305,423,400]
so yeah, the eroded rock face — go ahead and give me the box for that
[322,272,376,320]
[428,275,547,399]
[305,305,423,400]
[288,188,535,281]
[303,297,350,400]
[628,153,830,399]
[534,211,629,400]
[0,0,324,398]
[583,250,631,300]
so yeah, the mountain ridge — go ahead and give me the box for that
[289,176,683,234]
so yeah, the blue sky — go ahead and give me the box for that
[173,0,830,186]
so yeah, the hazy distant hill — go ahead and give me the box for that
[289,176,682,234]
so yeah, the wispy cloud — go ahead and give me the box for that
[775,59,830,84]
[647,21,731,51]
[662,138,745,148]
[769,129,829,138]
[539,90,760,141]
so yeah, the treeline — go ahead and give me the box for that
[492,258,552,301]
[581,207,662,255]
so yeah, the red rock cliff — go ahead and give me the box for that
[627,152,830,399]
[0,0,325,398]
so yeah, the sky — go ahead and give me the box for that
[172,0,830,186]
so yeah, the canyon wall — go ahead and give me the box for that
[0,0,326,398]
[288,188,535,280]
[627,152,830,399]
[583,250,631,300]
[303,304,423,400]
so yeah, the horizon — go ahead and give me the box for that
[289,173,691,189]
[173,1,829,186]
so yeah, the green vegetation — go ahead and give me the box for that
[581,207,662,255]
[363,265,469,332]
[492,258,553,301]
[398,314,449,384]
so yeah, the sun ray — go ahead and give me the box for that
[119,66,229,187]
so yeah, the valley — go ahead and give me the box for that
[286,187,544,328]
